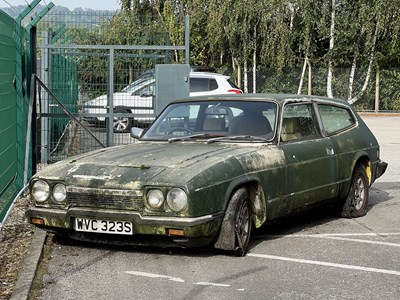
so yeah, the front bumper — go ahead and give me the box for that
[26,207,224,247]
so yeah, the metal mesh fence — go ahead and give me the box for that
[33,10,400,168]
[36,10,186,165]
[255,66,400,111]
[0,10,19,222]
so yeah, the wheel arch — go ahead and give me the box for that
[357,155,373,185]
[225,179,267,229]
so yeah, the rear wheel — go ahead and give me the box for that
[340,164,369,218]
[113,109,132,132]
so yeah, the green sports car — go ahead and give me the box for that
[26,94,387,255]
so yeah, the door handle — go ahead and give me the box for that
[326,147,335,155]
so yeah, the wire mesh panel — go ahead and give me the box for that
[35,10,187,164]
[0,10,18,222]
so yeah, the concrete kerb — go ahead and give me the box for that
[10,228,47,300]
[358,111,400,117]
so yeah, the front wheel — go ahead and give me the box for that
[214,188,252,256]
[340,164,369,218]
[234,192,252,256]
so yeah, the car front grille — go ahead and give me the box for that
[66,186,144,211]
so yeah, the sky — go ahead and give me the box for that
[2,0,120,10]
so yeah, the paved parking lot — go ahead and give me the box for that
[36,115,400,300]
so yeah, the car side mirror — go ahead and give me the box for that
[131,127,144,139]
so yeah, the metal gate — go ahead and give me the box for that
[35,11,189,165]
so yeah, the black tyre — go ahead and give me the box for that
[113,109,132,132]
[340,164,369,218]
[214,188,252,256]
[233,190,252,256]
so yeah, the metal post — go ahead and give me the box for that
[165,32,170,64]
[307,58,312,95]
[375,66,380,112]
[185,15,190,64]
[15,0,41,188]
[106,47,115,147]
[41,31,50,164]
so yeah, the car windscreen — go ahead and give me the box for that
[141,100,277,142]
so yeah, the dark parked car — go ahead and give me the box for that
[27,94,387,255]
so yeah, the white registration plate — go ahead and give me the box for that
[75,218,133,235]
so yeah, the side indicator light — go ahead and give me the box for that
[31,218,45,225]
[168,229,185,236]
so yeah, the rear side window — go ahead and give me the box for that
[281,103,321,142]
[318,105,355,134]
[190,78,218,92]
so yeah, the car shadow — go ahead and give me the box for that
[51,182,395,257]
[368,182,395,208]
[51,234,220,258]
[53,206,338,257]
[248,182,395,252]
[251,205,336,242]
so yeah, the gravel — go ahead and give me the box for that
[0,196,35,299]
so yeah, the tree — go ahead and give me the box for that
[109,0,400,107]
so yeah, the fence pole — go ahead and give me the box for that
[307,58,312,95]
[185,15,190,64]
[106,47,115,147]
[375,66,380,112]
[40,31,50,164]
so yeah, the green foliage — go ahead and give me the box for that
[380,69,400,110]
[260,69,301,94]
[36,0,400,110]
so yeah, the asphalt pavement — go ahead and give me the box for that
[10,113,400,300]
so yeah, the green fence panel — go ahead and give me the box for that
[50,51,78,142]
[0,10,18,223]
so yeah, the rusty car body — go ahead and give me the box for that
[26,94,387,255]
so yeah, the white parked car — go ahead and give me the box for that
[83,71,243,132]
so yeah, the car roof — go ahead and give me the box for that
[123,71,229,88]
[169,93,350,106]
[189,72,229,78]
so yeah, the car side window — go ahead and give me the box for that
[281,103,321,142]
[318,105,355,135]
[190,78,218,92]
[133,82,155,97]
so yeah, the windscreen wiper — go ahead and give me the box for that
[206,135,270,144]
[168,133,226,143]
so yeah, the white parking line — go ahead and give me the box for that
[194,282,231,287]
[126,271,185,282]
[126,271,244,291]
[292,232,400,237]
[272,233,400,247]
[247,253,400,276]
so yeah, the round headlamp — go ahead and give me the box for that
[167,188,187,212]
[31,180,50,203]
[147,189,164,209]
[52,183,67,203]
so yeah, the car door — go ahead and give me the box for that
[131,82,155,107]
[317,103,360,194]
[278,102,340,212]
